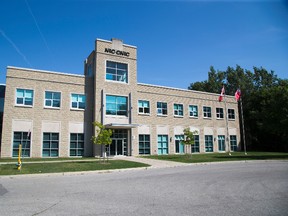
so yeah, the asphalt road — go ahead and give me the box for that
[1,161,288,216]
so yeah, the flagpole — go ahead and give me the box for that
[224,94,231,156]
[240,97,247,155]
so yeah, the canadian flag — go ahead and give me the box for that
[235,89,241,102]
[218,86,225,102]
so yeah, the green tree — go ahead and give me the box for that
[181,128,197,156]
[91,121,113,162]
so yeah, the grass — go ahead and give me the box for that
[144,152,288,163]
[0,160,150,176]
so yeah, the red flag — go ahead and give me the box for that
[235,89,241,101]
[218,86,225,102]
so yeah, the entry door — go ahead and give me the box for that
[109,138,127,156]
[218,135,226,151]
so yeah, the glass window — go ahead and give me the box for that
[42,133,59,157]
[70,133,84,156]
[106,95,127,116]
[191,135,200,153]
[138,100,150,114]
[71,94,86,110]
[139,134,150,155]
[216,108,224,119]
[106,61,128,83]
[16,89,33,106]
[158,135,168,155]
[189,105,198,117]
[218,135,225,151]
[203,106,212,118]
[175,135,184,153]
[228,109,235,120]
[157,102,168,116]
[205,135,213,152]
[12,131,31,157]
[45,91,61,108]
[174,104,183,117]
[230,135,237,151]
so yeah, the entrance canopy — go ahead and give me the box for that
[105,123,139,129]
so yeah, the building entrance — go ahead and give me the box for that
[106,138,127,156]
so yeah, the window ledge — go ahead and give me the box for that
[174,115,184,118]
[14,104,33,108]
[189,116,198,119]
[44,107,61,110]
[138,113,151,116]
[70,108,85,111]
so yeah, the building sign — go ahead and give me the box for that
[104,48,130,57]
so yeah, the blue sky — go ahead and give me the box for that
[0,0,287,89]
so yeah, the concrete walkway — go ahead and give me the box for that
[116,156,188,169]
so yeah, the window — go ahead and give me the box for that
[205,135,213,152]
[157,102,167,116]
[175,135,184,153]
[191,135,200,153]
[70,133,84,156]
[218,135,225,151]
[16,89,33,106]
[43,133,59,157]
[106,61,128,83]
[228,109,235,120]
[45,91,61,108]
[216,108,224,119]
[230,135,237,151]
[106,95,128,116]
[71,94,86,110]
[139,135,150,155]
[13,132,31,157]
[189,105,198,117]
[203,106,212,118]
[174,104,183,117]
[138,100,150,114]
[158,135,168,155]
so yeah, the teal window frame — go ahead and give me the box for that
[157,102,168,116]
[189,105,198,117]
[71,93,86,110]
[42,133,59,157]
[45,91,61,108]
[175,135,184,153]
[218,135,225,151]
[174,104,183,117]
[16,89,33,106]
[203,106,212,118]
[205,135,213,152]
[191,135,200,153]
[106,61,128,83]
[106,95,128,116]
[70,133,84,157]
[12,131,31,157]
[138,100,150,114]
[230,135,237,151]
[139,134,150,155]
[158,135,168,155]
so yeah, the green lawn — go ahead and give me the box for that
[144,152,288,163]
[0,160,150,176]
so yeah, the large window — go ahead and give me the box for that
[106,95,128,116]
[70,133,84,156]
[71,94,86,110]
[13,132,31,157]
[230,135,237,151]
[203,106,212,118]
[175,135,184,154]
[138,100,150,114]
[191,135,200,153]
[174,104,183,117]
[45,91,61,108]
[16,89,33,106]
[189,105,198,118]
[228,109,235,120]
[106,61,128,83]
[43,133,59,157]
[158,135,168,155]
[205,135,213,152]
[139,135,150,155]
[157,102,167,116]
[216,108,224,119]
[218,135,225,151]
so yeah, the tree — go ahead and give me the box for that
[91,121,113,162]
[181,128,197,156]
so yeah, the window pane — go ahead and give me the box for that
[45,92,52,99]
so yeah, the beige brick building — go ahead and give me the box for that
[1,38,240,158]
